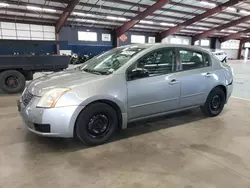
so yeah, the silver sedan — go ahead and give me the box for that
[18,44,233,145]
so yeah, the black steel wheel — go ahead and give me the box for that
[201,87,226,117]
[75,102,118,146]
[210,95,221,111]
[0,70,26,93]
[87,113,111,138]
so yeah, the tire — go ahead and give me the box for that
[75,102,118,146]
[0,70,26,94]
[200,87,226,117]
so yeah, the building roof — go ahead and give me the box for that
[1,0,250,41]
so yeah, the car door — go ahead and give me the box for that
[126,47,181,121]
[175,48,213,108]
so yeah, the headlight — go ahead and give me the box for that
[37,88,71,108]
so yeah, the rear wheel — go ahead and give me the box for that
[75,102,118,146]
[200,87,226,117]
[0,70,26,93]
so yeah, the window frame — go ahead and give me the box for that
[126,47,178,81]
[176,47,212,72]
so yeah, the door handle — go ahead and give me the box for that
[169,79,179,85]
[204,72,212,77]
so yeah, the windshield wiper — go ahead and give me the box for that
[83,68,109,75]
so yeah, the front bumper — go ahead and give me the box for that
[19,96,84,138]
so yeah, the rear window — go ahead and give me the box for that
[179,49,211,71]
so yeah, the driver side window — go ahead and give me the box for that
[135,48,176,77]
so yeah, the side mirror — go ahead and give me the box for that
[128,68,149,80]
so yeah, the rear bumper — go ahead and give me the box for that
[19,97,85,138]
[226,82,233,103]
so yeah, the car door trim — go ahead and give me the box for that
[128,105,200,123]
[181,92,206,98]
[130,97,179,108]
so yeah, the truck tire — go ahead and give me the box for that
[0,70,26,94]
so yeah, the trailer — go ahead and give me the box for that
[0,55,70,93]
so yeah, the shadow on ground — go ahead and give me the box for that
[23,108,207,152]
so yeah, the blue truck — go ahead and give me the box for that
[0,55,69,93]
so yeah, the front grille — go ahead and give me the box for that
[22,89,34,106]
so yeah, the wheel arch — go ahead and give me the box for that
[212,84,227,98]
[203,84,227,106]
[201,84,227,117]
[88,99,123,130]
[72,97,127,137]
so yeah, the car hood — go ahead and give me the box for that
[28,69,105,96]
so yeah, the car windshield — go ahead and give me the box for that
[80,47,145,75]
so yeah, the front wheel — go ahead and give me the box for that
[75,103,118,146]
[200,87,226,117]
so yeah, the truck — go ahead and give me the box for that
[0,55,69,93]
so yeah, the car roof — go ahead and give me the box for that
[211,51,225,53]
[120,43,211,53]
[206,49,225,53]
